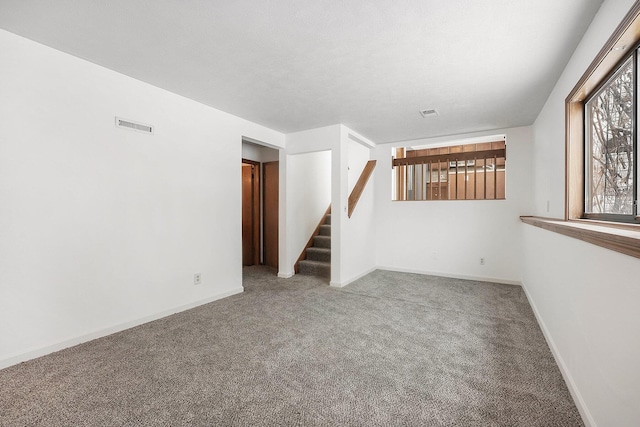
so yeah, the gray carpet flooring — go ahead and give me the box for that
[0,267,583,426]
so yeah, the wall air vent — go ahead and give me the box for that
[419,109,438,118]
[115,117,153,134]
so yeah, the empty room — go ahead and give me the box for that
[1,1,639,426]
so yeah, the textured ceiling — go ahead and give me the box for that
[0,0,603,143]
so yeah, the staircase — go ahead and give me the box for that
[295,162,375,281]
[298,212,331,279]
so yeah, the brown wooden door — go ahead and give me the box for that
[263,161,279,268]
[242,161,260,266]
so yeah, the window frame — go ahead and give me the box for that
[566,2,640,225]
[582,49,638,223]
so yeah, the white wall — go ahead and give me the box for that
[347,138,370,193]
[522,227,640,427]
[524,1,640,426]
[374,126,533,284]
[0,29,284,368]
[242,141,279,163]
[337,130,377,285]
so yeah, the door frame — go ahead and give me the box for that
[242,159,260,266]
[262,161,279,269]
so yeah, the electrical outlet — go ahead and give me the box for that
[480,258,485,265]
[194,273,201,285]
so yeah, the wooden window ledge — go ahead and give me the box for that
[520,216,640,260]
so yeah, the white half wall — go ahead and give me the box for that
[525,0,640,426]
[0,29,284,368]
[374,126,533,284]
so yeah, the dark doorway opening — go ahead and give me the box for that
[242,158,279,269]
[242,160,260,266]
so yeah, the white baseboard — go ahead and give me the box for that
[278,271,294,278]
[0,287,243,371]
[330,266,377,288]
[376,265,522,286]
[520,282,595,427]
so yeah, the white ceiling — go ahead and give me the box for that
[0,0,603,143]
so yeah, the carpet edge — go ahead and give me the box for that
[376,265,522,286]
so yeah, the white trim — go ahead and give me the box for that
[330,266,377,288]
[0,287,243,370]
[407,133,506,150]
[521,282,596,427]
[241,135,283,151]
[278,271,294,278]
[376,265,521,286]
[347,130,376,148]
[380,127,514,147]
